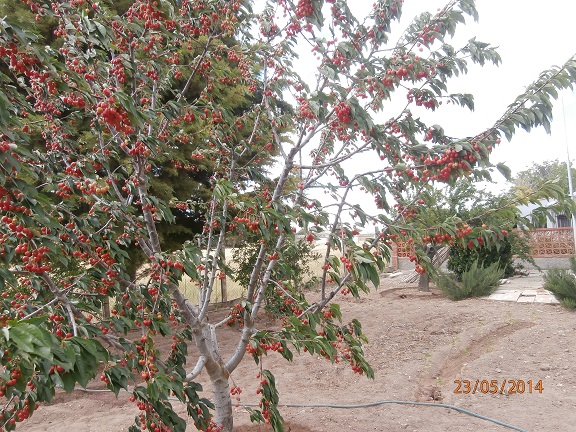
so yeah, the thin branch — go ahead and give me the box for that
[185,356,207,381]
[269,279,300,304]
[38,272,125,350]
[19,297,58,321]
[135,158,162,254]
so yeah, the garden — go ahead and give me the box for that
[1,0,576,431]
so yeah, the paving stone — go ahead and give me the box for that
[491,289,509,294]
[488,291,522,301]
[517,296,535,303]
[458,273,560,304]
[534,295,559,304]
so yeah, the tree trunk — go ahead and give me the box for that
[210,371,233,431]
[419,244,436,292]
[193,324,235,431]
[418,272,430,292]
[102,297,110,318]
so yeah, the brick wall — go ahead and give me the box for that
[391,228,576,271]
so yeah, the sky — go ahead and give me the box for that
[406,0,576,186]
[253,0,576,226]
[342,0,576,190]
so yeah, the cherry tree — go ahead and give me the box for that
[0,0,575,431]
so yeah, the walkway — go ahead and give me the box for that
[483,271,559,304]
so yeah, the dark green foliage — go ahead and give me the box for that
[507,231,538,270]
[436,261,504,300]
[0,0,277,285]
[232,237,320,317]
[543,257,576,309]
[400,177,541,278]
[435,272,471,300]
[233,239,320,316]
[448,237,514,279]
[233,238,320,292]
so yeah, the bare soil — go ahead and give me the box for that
[24,277,576,431]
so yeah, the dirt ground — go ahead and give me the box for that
[24,276,576,432]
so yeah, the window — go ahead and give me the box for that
[557,214,572,228]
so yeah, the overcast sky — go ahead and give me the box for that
[340,0,576,188]
[407,0,576,184]
[341,1,575,176]
[254,1,576,224]
[376,0,576,189]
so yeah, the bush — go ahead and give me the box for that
[448,237,515,280]
[233,237,320,290]
[232,237,321,317]
[543,257,576,309]
[435,261,505,300]
[435,273,471,300]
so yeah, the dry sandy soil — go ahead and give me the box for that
[24,276,576,432]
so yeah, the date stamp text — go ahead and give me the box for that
[453,379,543,395]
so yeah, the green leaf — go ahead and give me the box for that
[319,65,336,80]
[61,372,76,393]
[496,162,512,181]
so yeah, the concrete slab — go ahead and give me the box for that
[487,290,522,302]
[517,296,535,303]
[448,272,560,304]
[490,290,511,295]
[534,295,559,304]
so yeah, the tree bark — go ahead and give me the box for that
[192,323,234,431]
[419,244,437,292]
[102,297,111,318]
[210,371,233,431]
[418,272,430,292]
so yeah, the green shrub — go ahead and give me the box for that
[559,298,576,309]
[232,237,320,317]
[435,260,504,300]
[448,237,515,280]
[461,260,505,296]
[434,273,472,300]
[543,257,576,310]
[233,237,320,291]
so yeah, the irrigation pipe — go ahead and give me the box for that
[69,386,527,432]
